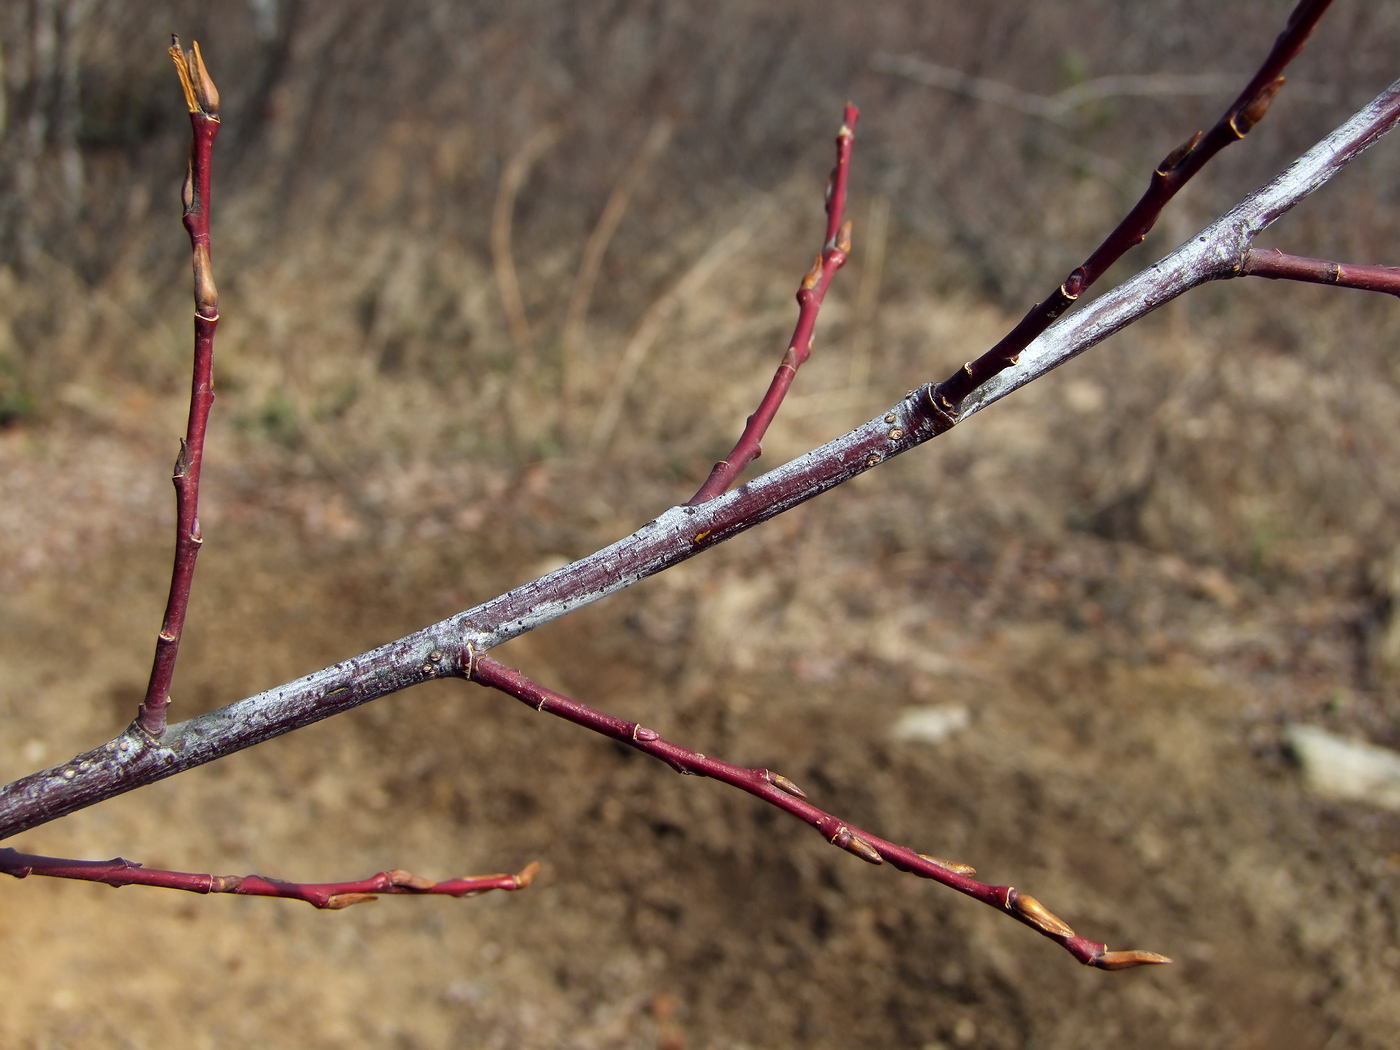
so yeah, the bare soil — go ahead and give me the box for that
[3,307,1398,1048]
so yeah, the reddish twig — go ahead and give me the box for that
[468,654,1169,970]
[1241,247,1400,296]
[0,847,538,910]
[688,103,859,505]
[137,38,222,737]
[926,0,1334,422]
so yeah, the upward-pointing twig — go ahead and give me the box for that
[926,0,1335,422]
[688,103,859,505]
[137,37,221,738]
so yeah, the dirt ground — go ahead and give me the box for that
[3,281,1400,1049]
[4,4,1400,1045]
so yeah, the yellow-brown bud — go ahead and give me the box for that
[842,834,884,865]
[193,243,218,316]
[917,853,977,876]
[189,41,221,117]
[323,892,378,909]
[1010,892,1076,938]
[1093,949,1173,970]
[388,869,437,890]
[1232,76,1285,137]
[1156,130,1203,176]
[768,772,808,799]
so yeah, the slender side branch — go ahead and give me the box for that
[688,103,859,505]
[0,847,538,910]
[3,76,1398,848]
[927,0,1334,421]
[137,38,222,738]
[467,655,1167,970]
[1241,247,1400,296]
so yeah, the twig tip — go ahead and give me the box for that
[1093,949,1174,970]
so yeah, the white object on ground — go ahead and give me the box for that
[889,704,971,745]
[1285,724,1400,811]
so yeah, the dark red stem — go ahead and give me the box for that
[926,0,1334,419]
[689,103,859,505]
[468,654,1168,970]
[138,41,222,737]
[0,847,538,910]
[1241,247,1400,296]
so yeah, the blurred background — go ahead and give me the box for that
[2,1,1400,1047]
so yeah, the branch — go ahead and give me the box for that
[137,37,222,738]
[467,655,1169,970]
[960,76,1400,421]
[926,0,1334,421]
[1241,247,1400,296]
[0,847,538,910]
[688,103,858,505]
[4,73,1398,847]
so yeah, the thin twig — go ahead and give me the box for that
[927,0,1335,422]
[0,847,538,909]
[561,117,672,439]
[137,37,221,738]
[1241,247,1400,296]
[688,103,859,505]
[491,125,558,377]
[467,655,1168,970]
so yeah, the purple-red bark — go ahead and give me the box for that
[1242,247,1400,296]
[469,654,1169,969]
[927,0,1334,420]
[0,847,538,909]
[138,39,222,738]
[689,103,859,505]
